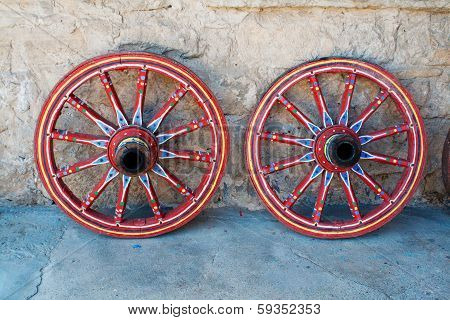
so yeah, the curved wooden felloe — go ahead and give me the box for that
[35,52,229,238]
[246,58,427,239]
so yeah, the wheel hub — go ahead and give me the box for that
[108,126,158,176]
[314,125,361,172]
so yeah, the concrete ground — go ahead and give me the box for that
[0,205,448,300]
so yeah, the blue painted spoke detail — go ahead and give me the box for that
[95,120,115,136]
[148,117,163,133]
[92,140,108,148]
[307,122,322,135]
[359,135,373,145]
[156,133,174,145]
[324,171,334,187]
[339,171,351,187]
[151,163,168,178]
[299,152,315,162]
[132,108,142,126]
[311,165,324,180]
[116,110,128,127]
[339,109,348,126]
[123,175,131,188]
[295,138,314,148]
[350,119,363,133]
[92,155,109,165]
[360,151,375,159]
[159,150,177,159]
[351,163,364,176]
[106,167,119,183]
[323,111,334,127]
[138,174,150,189]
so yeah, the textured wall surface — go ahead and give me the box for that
[0,0,448,209]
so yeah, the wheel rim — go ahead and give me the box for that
[35,52,229,238]
[246,58,426,238]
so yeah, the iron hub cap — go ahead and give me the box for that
[315,125,361,172]
[108,126,158,176]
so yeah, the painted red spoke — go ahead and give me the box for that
[56,153,108,178]
[284,165,323,208]
[66,95,116,136]
[277,95,321,135]
[262,152,314,175]
[81,166,119,210]
[51,129,108,149]
[312,171,334,223]
[260,131,314,148]
[131,69,148,126]
[99,72,128,127]
[114,175,131,224]
[352,164,390,202]
[360,151,410,167]
[151,163,193,197]
[350,90,389,133]
[159,149,213,163]
[138,173,162,220]
[359,124,409,145]
[147,85,188,133]
[156,117,210,145]
[338,73,356,126]
[339,171,362,221]
[308,75,333,128]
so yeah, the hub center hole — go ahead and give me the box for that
[336,142,355,161]
[121,149,146,173]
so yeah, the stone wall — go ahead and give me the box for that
[0,0,448,209]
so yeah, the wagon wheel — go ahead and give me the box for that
[443,129,450,194]
[246,58,426,238]
[35,52,229,238]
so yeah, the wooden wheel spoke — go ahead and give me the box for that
[359,124,409,145]
[260,131,314,148]
[147,85,188,133]
[51,130,108,149]
[151,163,193,197]
[284,165,323,208]
[312,171,334,223]
[115,175,131,224]
[339,171,361,221]
[159,149,213,163]
[131,69,148,125]
[338,73,356,126]
[156,117,210,145]
[308,75,333,128]
[66,95,116,136]
[277,95,321,135]
[56,153,108,178]
[350,90,389,133]
[81,166,119,210]
[352,164,390,202]
[99,72,128,127]
[360,151,410,167]
[262,152,315,175]
[138,173,162,220]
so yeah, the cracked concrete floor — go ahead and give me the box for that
[0,205,448,299]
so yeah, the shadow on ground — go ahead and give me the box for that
[0,205,448,299]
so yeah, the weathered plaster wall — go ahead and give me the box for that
[0,0,448,208]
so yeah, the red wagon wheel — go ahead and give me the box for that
[35,52,229,238]
[246,58,426,238]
